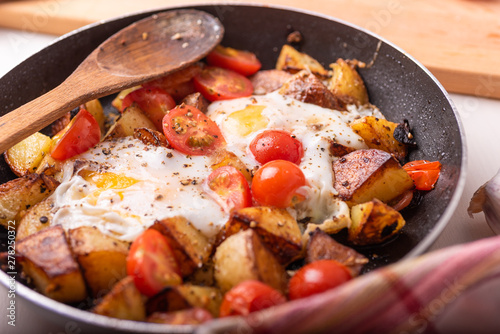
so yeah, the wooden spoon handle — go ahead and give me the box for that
[0,76,92,154]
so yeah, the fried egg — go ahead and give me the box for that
[49,92,381,241]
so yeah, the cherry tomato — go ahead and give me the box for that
[219,280,286,317]
[403,160,442,191]
[162,105,225,156]
[288,260,352,300]
[51,108,101,161]
[121,87,176,131]
[203,166,252,213]
[206,45,262,76]
[251,160,307,208]
[193,67,253,102]
[250,130,304,165]
[126,229,182,297]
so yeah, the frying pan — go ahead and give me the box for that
[0,3,466,333]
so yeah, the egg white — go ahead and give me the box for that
[49,92,381,241]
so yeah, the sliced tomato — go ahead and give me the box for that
[51,108,101,161]
[403,160,442,191]
[203,166,252,213]
[288,260,352,300]
[250,130,304,165]
[193,67,253,102]
[126,229,182,297]
[219,280,286,317]
[206,45,262,76]
[121,87,176,131]
[251,160,307,208]
[162,105,225,156]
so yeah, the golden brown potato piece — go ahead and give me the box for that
[351,116,408,161]
[214,229,287,294]
[349,199,406,245]
[151,216,213,277]
[328,59,369,106]
[104,104,156,140]
[4,132,52,176]
[327,140,358,157]
[276,45,328,77]
[16,225,87,303]
[85,99,106,135]
[222,206,302,265]
[68,226,129,297]
[210,149,253,182]
[0,174,54,229]
[146,284,222,317]
[133,128,170,148]
[16,197,55,240]
[111,86,141,111]
[333,149,414,206]
[147,308,213,325]
[306,228,368,277]
[250,69,293,95]
[279,70,346,110]
[93,276,146,321]
[181,92,210,113]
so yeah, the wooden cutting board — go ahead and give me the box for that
[1,0,499,99]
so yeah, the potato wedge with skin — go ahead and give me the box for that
[93,276,146,321]
[349,198,406,245]
[306,228,368,277]
[214,229,287,294]
[16,225,87,303]
[68,226,129,297]
[328,59,369,106]
[221,206,302,265]
[0,173,54,229]
[16,197,55,240]
[4,132,52,176]
[279,70,346,110]
[104,104,156,140]
[333,149,414,206]
[151,216,213,277]
[351,116,408,161]
[146,284,222,317]
[276,45,328,78]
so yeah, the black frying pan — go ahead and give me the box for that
[0,3,466,333]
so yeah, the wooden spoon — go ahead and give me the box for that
[0,9,223,153]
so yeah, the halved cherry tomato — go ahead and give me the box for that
[203,166,252,213]
[51,108,101,161]
[403,160,442,191]
[121,87,176,131]
[193,67,253,102]
[288,260,352,300]
[162,105,225,156]
[206,45,262,76]
[219,280,286,317]
[126,229,182,297]
[251,160,307,208]
[250,130,304,165]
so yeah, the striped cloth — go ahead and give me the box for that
[198,235,500,334]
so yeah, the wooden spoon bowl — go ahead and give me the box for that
[0,9,223,153]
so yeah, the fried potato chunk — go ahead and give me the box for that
[4,132,52,176]
[16,225,87,303]
[214,229,287,294]
[276,44,329,77]
[328,59,369,106]
[68,226,129,297]
[349,199,406,245]
[333,149,414,206]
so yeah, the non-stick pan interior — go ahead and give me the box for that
[0,3,465,332]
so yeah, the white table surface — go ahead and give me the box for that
[0,28,499,333]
